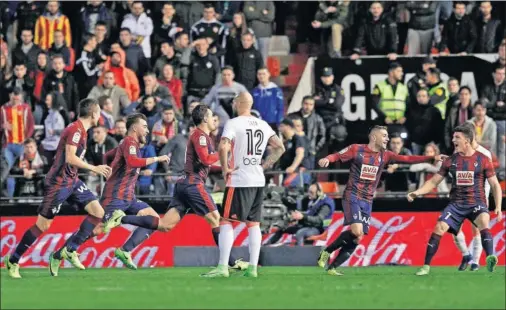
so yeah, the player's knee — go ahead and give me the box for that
[350,226,364,239]
[434,222,447,235]
[36,216,52,232]
[158,222,174,232]
[86,202,104,218]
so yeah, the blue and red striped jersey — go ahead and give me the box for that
[181,128,219,184]
[438,152,495,207]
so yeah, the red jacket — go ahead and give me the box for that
[158,77,183,111]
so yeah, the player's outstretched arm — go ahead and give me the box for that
[390,153,447,164]
[66,144,112,178]
[262,135,285,170]
[407,174,444,202]
[319,145,356,167]
[487,175,503,221]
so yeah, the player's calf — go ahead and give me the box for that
[416,221,448,276]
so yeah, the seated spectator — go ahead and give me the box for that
[314,67,345,132]
[138,95,161,134]
[33,52,50,103]
[226,13,256,65]
[216,1,242,25]
[474,1,503,53]
[121,1,154,62]
[97,95,115,133]
[89,70,131,120]
[467,100,497,155]
[311,1,349,58]
[203,66,248,124]
[85,125,118,194]
[173,31,191,86]
[445,86,474,153]
[191,3,227,65]
[351,1,398,60]
[137,143,157,195]
[154,41,181,79]
[153,2,183,57]
[244,1,275,61]
[48,30,74,72]
[119,28,149,81]
[384,133,411,192]
[138,71,174,112]
[75,34,103,101]
[439,2,477,55]
[410,143,449,194]
[186,40,220,109]
[404,1,438,55]
[41,91,67,161]
[231,32,264,91]
[151,105,180,150]
[252,68,284,130]
[34,1,72,51]
[158,64,183,112]
[112,119,127,143]
[12,28,42,73]
[278,118,311,188]
[2,63,35,107]
[265,183,335,246]
[11,138,48,199]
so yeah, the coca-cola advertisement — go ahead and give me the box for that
[1,213,504,267]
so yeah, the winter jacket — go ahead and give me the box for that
[15,1,43,38]
[48,42,74,72]
[444,103,473,151]
[87,85,131,120]
[243,1,275,38]
[12,43,42,73]
[405,1,438,31]
[86,135,118,166]
[439,14,477,53]
[153,54,182,80]
[407,71,426,106]
[41,70,79,113]
[190,18,228,61]
[158,78,183,112]
[288,110,326,155]
[467,116,497,154]
[173,2,205,32]
[406,101,444,145]
[252,82,284,125]
[120,42,149,79]
[314,1,350,29]
[474,18,503,53]
[298,195,335,229]
[231,45,264,90]
[80,3,114,43]
[121,12,154,58]
[153,15,183,47]
[353,14,397,55]
[314,83,345,128]
[481,81,506,121]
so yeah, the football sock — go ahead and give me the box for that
[122,227,154,252]
[121,215,159,230]
[424,233,442,265]
[325,230,355,253]
[471,235,483,264]
[329,242,358,268]
[212,226,237,266]
[480,228,494,256]
[64,215,101,253]
[453,231,470,256]
[248,225,262,266]
[217,224,234,267]
[9,225,43,264]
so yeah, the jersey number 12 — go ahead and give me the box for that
[246,129,264,156]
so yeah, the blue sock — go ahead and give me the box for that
[10,225,42,264]
[480,228,494,256]
[330,242,358,268]
[122,228,154,252]
[424,233,442,265]
[65,215,101,252]
[121,215,159,230]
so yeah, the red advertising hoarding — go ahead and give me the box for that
[1,212,504,268]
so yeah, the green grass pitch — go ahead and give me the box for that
[1,266,505,309]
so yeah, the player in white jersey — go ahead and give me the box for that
[202,92,285,278]
[453,122,493,271]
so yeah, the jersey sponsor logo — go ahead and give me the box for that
[360,164,379,181]
[456,171,474,186]
[242,157,261,166]
[129,145,137,155]
[199,136,207,146]
[72,132,81,143]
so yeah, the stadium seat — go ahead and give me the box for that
[317,181,339,198]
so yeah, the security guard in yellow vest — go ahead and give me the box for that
[425,67,449,120]
[372,62,409,129]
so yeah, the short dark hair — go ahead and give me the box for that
[115,119,126,125]
[132,1,143,7]
[162,105,174,112]
[495,64,506,72]
[222,65,234,73]
[191,104,211,126]
[302,95,314,102]
[390,132,402,140]
[21,28,33,35]
[474,98,488,108]
[459,86,472,94]
[280,118,294,128]
[97,95,111,109]
[51,53,65,61]
[24,137,36,145]
[204,3,215,10]
[388,62,402,71]
[78,98,99,118]
[119,27,131,34]
[427,67,441,79]
[369,125,388,134]
[95,21,107,28]
[454,1,466,8]
[454,125,474,143]
[448,76,459,83]
[143,71,156,78]
[83,33,96,45]
[126,113,147,130]
[417,88,429,94]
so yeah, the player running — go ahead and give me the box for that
[409,125,503,276]
[4,99,112,278]
[316,126,445,276]
[201,92,285,278]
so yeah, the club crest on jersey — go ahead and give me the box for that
[72,132,81,143]
[359,164,378,181]
[199,136,207,146]
[456,171,474,186]
[129,146,136,155]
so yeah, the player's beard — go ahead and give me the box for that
[139,134,147,144]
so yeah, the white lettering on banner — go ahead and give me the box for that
[456,171,474,186]
[0,221,16,259]
[360,164,379,181]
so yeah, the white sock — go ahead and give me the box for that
[471,235,483,265]
[453,231,470,256]
[248,225,262,267]
[218,224,234,267]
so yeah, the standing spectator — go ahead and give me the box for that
[94,21,111,60]
[47,30,74,72]
[311,1,350,58]
[97,95,115,132]
[138,95,161,134]
[119,28,149,82]
[173,31,192,88]
[384,133,411,192]
[351,1,398,60]
[151,105,181,150]
[467,100,497,155]
[112,119,127,143]
[216,1,242,25]
[41,92,66,161]
[34,1,71,51]
[226,13,255,65]
[444,86,474,152]
[202,66,248,124]
[425,67,449,120]
[474,1,503,54]
[12,28,42,74]
[186,40,220,109]
[404,1,438,55]
[407,57,437,106]
[41,54,79,119]
[243,1,275,62]
[32,51,50,103]
[74,34,102,100]
[232,32,264,90]
[153,41,180,79]
[190,3,228,64]
[174,1,205,32]
[85,124,118,194]
[406,88,444,155]
[121,1,154,62]
[98,45,140,103]
[278,118,311,188]
[141,72,174,111]
[409,143,449,194]
[137,143,157,195]
[439,2,477,55]
[2,63,35,108]
[11,138,48,199]
[13,1,42,40]
[251,67,284,129]
[446,77,460,120]
[158,64,183,112]
[79,0,114,49]
[153,2,183,57]
[0,89,35,172]
[314,67,345,132]
[88,71,130,120]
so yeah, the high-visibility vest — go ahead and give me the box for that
[376,80,409,121]
[428,82,449,120]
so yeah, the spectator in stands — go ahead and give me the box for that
[13,1,42,40]
[410,142,449,194]
[203,66,248,124]
[2,63,35,107]
[266,183,335,246]
[311,1,349,58]
[190,4,227,64]
[0,88,35,173]
[474,1,503,53]
[173,31,191,89]
[445,86,474,152]
[41,54,79,119]
[88,71,130,120]
[216,1,242,25]
[151,105,181,150]
[121,1,154,62]
[98,45,140,103]
[384,133,411,192]
[252,67,284,129]
[371,62,408,134]
[174,2,205,32]
[47,29,74,72]
[290,116,314,168]
[467,100,497,154]
[425,67,449,119]
[138,95,161,134]
[243,1,275,62]
[351,1,398,60]
[278,118,311,188]
[407,57,437,107]
[186,40,220,109]
[86,125,118,167]
[288,96,326,168]
[112,119,127,143]
[439,2,477,55]
[34,1,72,51]
[158,64,183,113]
[11,138,48,199]
[141,71,174,111]
[138,143,157,195]
[404,1,438,55]
[32,51,50,103]
[406,88,444,155]
[97,95,115,132]
[231,32,263,91]
[41,91,66,161]
[153,2,183,58]
[12,28,41,73]
[75,34,103,101]
[79,0,114,49]
[446,77,460,120]
[314,67,345,132]
[119,28,149,82]
[94,21,110,60]
[498,39,506,66]
[226,13,255,65]
[153,41,181,79]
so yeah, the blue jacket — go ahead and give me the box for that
[251,82,284,125]
[298,195,335,228]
